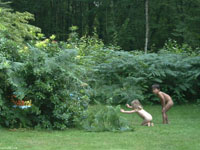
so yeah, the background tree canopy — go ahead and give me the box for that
[5,0,200,51]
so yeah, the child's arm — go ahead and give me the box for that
[126,104,133,109]
[120,109,136,114]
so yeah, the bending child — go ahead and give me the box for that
[152,84,174,124]
[120,100,154,126]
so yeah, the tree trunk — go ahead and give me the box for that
[144,0,149,54]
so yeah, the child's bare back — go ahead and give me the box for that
[120,100,154,126]
[158,91,173,105]
[136,109,153,124]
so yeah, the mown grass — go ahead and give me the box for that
[0,105,200,150]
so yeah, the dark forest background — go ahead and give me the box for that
[6,0,200,51]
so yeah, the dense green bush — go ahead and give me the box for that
[0,44,89,129]
[81,105,133,132]
[0,38,90,130]
[0,7,92,130]
[90,50,200,104]
[64,31,199,105]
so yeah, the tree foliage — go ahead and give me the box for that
[8,0,200,51]
[0,5,40,42]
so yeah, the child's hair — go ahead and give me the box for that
[131,99,143,110]
[152,84,160,90]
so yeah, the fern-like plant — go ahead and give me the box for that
[81,105,134,132]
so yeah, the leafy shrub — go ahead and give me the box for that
[0,41,90,129]
[161,39,200,56]
[81,105,133,132]
[60,31,200,105]
[88,49,200,104]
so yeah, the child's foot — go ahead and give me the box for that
[151,123,154,126]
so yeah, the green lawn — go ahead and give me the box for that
[0,105,200,150]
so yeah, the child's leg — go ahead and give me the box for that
[166,113,169,124]
[162,112,166,124]
[141,120,151,126]
[164,102,173,124]
[165,102,173,112]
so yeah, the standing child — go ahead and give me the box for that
[120,100,154,126]
[152,84,174,124]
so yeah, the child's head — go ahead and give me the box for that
[131,99,143,110]
[152,84,160,94]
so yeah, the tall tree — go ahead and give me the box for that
[144,0,149,53]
